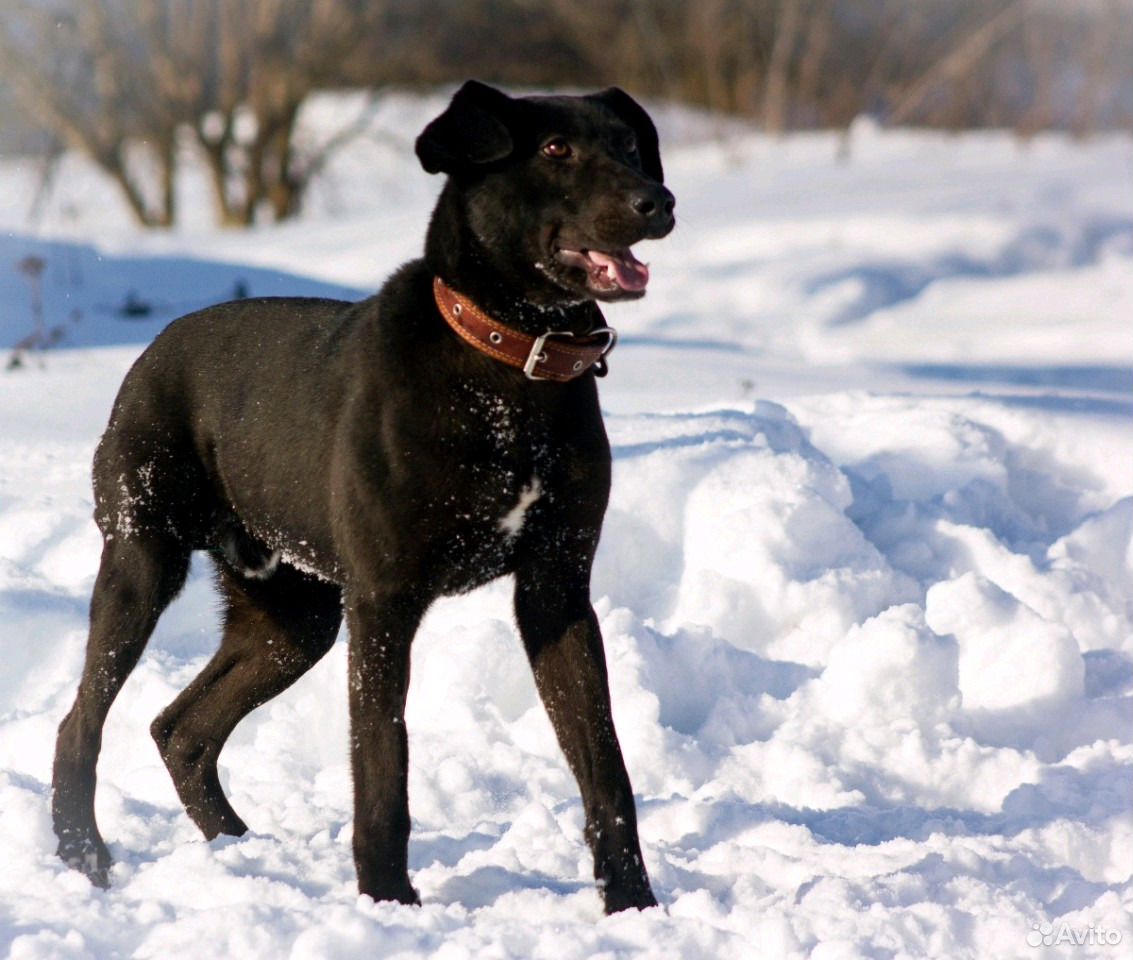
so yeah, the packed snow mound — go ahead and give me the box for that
[1,91,1131,958]
[599,404,920,665]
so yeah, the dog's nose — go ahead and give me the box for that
[629,185,675,236]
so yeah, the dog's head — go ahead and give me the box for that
[417,81,675,304]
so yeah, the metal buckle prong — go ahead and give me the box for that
[523,329,574,380]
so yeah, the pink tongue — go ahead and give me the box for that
[587,249,650,291]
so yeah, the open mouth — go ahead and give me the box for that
[554,246,650,295]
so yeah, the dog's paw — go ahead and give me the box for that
[601,885,659,914]
[56,835,112,889]
[359,879,421,907]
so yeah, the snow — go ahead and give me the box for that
[2,90,1131,958]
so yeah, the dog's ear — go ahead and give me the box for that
[588,87,664,183]
[416,81,515,175]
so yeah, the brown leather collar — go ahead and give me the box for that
[433,276,617,382]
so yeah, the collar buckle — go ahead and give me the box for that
[522,326,618,380]
[523,330,574,380]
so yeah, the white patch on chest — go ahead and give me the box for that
[499,476,543,539]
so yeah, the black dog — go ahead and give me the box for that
[51,81,674,914]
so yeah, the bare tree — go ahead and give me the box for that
[178,0,389,225]
[887,0,1028,127]
[0,2,181,225]
[761,0,805,133]
[0,0,388,228]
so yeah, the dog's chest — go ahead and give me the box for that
[421,386,562,591]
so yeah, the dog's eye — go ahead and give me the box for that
[541,138,573,159]
[625,135,638,156]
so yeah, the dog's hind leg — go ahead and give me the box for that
[151,562,341,839]
[53,533,191,887]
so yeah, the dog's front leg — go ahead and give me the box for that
[345,588,426,905]
[514,570,658,914]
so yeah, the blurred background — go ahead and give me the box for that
[1,0,1130,229]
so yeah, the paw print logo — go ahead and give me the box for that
[1027,922,1054,947]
